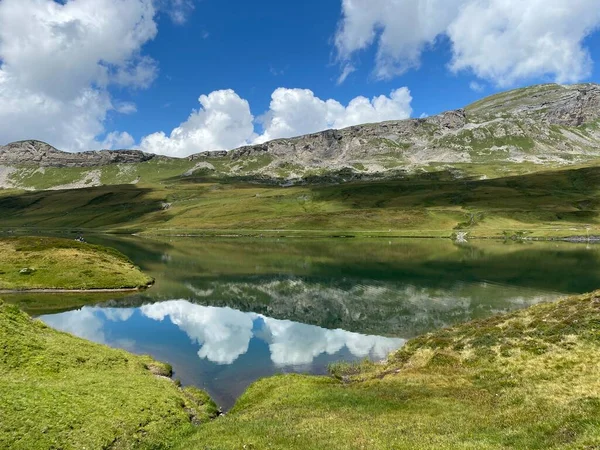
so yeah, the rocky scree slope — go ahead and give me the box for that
[1,83,599,189]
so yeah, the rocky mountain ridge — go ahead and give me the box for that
[0,140,156,168]
[188,83,600,173]
[1,83,600,190]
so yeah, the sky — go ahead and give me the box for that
[0,0,599,157]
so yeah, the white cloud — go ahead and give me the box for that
[140,87,412,156]
[0,0,158,151]
[156,0,197,24]
[469,81,485,93]
[141,301,255,365]
[102,131,136,150]
[337,64,357,85]
[260,317,405,366]
[140,89,257,157]
[255,87,412,144]
[335,0,600,86]
[115,102,138,115]
[40,307,135,344]
[0,1,415,156]
[41,308,107,344]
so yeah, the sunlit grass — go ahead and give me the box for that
[0,237,153,290]
[0,302,218,450]
[4,164,600,239]
[177,292,600,449]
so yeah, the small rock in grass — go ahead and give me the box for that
[19,267,36,275]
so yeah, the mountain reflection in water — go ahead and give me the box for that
[41,301,405,409]
[27,236,599,409]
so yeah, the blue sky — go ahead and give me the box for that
[1,0,599,156]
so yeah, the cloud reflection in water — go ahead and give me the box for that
[41,300,406,367]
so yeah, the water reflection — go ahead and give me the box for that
[41,301,404,408]
[26,235,600,409]
[184,278,554,337]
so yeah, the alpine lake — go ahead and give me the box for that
[6,235,600,410]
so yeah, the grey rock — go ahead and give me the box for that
[2,83,600,186]
[186,83,600,172]
[0,140,156,167]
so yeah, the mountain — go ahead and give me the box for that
[193,83,600,176]
[0,140,156,167]
[1,83,599,190]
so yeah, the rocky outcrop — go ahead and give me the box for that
[545,84,600,126]
[184,83,600,173]
[0,140,156,167]
[1,83,600,188]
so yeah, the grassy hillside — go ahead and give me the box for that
[3,164,600,238]
[0,302,218,450]
[177,291,600,449]
[0,237,153,290]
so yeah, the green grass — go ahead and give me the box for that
[0,237,153,290]
[0,302,218,450]
[3,236,600,448]
[1,290,133,315]
[7,159,199,191]
[176,291,600,449]
[5,164,600,239]
[147,165,600,238]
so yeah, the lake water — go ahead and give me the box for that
[9,236,600,410]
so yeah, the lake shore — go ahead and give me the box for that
[0,301,219,449]
[3,234,600,448]
[177,290,600,449]
[0,286,151,294]
[0,236,153,291]
[3,287,600,448]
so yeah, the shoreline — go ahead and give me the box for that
[3,227,600,244]
[0,287,149,294]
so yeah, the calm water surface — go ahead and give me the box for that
[10,237,600,409]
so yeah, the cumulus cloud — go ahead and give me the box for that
[139,87,412,156]
[101,131,136,150]
[260,317,405,366]
[141,301,255,365]
[140,90,257,157]
[254,87,412,144]
[0,0,158,151]
[335,0,600,86]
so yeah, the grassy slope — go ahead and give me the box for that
[178,291,600,450]
[0,302,219,450]
[0,237,153,290]
[3,164,600,238]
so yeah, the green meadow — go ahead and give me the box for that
[0,302,218,450]
[3,164,600,239]
[0,237,153,291]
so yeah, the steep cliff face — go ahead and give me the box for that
[1,83,600,190]
[0,140,155,167]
